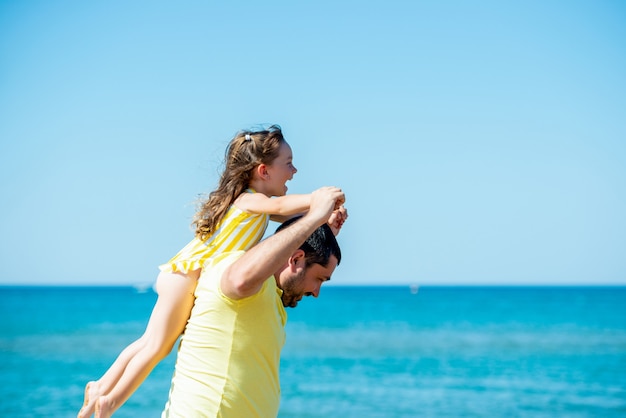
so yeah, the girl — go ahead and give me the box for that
[79,125,347,418]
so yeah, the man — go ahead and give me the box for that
[162,186,346,417]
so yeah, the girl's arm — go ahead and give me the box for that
[269,212,305,223]
[235,192,311,221]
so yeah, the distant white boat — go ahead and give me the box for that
[133,283,153,293]
[410,284,419,294]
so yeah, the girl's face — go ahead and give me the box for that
[266,141,297,196]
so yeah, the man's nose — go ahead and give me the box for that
[311,284,321,298]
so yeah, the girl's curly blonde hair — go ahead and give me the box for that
[192,125,285,241]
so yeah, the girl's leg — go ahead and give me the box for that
[79,336,147,418]
[94,269,199,418]
[80,287,165,418]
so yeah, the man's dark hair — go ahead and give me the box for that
[276,216,341,267]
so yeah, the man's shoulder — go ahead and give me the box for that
[195,251,246,296]
[203,250,245,270]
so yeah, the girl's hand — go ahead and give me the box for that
[328,206,348,236]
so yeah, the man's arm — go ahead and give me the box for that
[221,186,344,300]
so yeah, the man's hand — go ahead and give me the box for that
[307,187,345,228]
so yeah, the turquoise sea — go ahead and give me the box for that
[1,285,625,417]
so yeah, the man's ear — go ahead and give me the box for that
[289,249,306,271]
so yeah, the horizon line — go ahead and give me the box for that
[1,282,625,288]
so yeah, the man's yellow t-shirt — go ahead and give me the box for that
[162,251,287,418]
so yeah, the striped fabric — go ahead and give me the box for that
[159,190,270,274]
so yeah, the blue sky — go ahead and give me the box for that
[1,1,625,286]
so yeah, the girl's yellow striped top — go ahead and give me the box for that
[159,189,270,274]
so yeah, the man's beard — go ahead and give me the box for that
[280,269,306,308]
